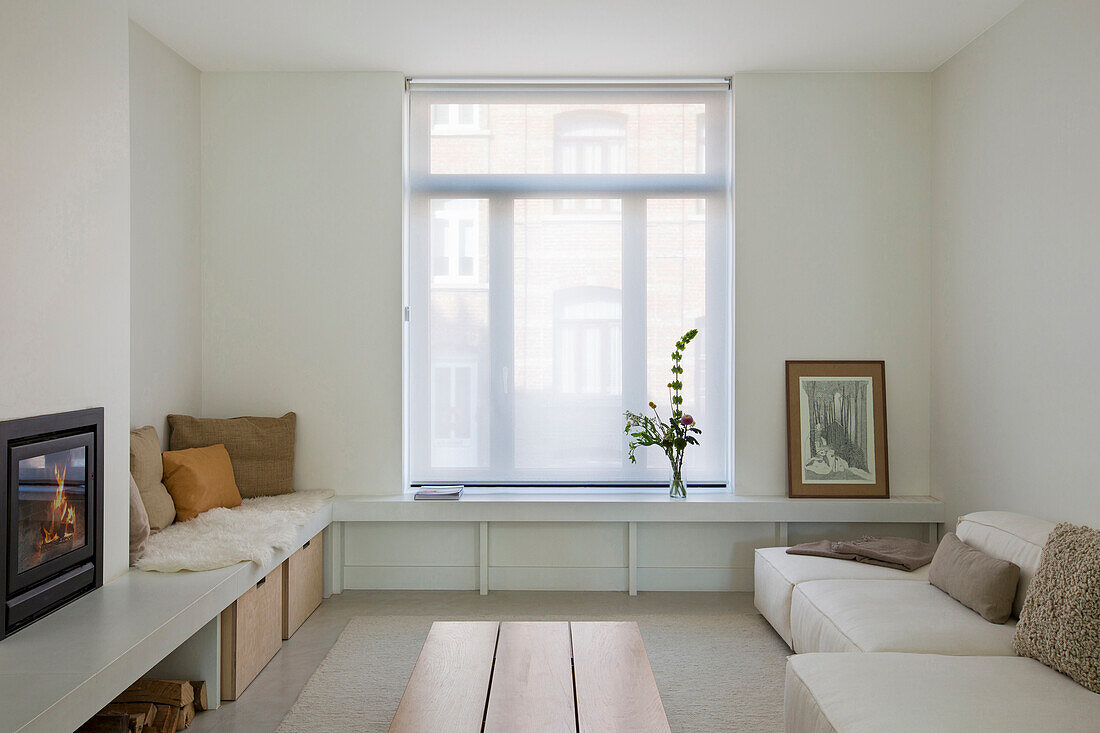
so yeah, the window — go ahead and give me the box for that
[555,112,626,213]
[431,104,488,135]
[431,199,486,285]
[408,80,731,487]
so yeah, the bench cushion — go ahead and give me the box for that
[754,547,929,647]
[790,579,1017,655]
[785,652,1100,733]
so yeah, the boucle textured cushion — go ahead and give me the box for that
[162,444,243,522]
[1014,522,1100,693]
[129,425,176,532]
[128,473,149,566]
[929,532,1020,623]
[168,413,296,498]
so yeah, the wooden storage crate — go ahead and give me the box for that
[220,566,282,701]
[282,531,324,639]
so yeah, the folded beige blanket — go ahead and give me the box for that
[786,536,937,571]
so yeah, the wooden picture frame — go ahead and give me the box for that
[785,361,889,498]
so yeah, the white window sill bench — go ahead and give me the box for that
[330,493,944,596]
[334,491,943,524]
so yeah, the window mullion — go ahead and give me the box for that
[488,197,515,476]
[621,195,647,478]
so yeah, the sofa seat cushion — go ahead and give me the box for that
[790,579,1017,655]
[785,652,1100,733]
[754,547,929,647]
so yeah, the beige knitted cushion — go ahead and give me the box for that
[129,426,176,532]
[167,413,296,498]
[1014,522,1100,693]
[128,473,149,565]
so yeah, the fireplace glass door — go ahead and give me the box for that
[16,446,88,574]
[7,430,97,593]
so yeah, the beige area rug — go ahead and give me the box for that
[278,612,788,732]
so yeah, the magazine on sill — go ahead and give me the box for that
[413,485,464,500]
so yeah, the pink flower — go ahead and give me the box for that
[680,414,694,426]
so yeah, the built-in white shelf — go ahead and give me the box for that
[331,493,943,597]
[0,503,332,733]
[334,492,944,524]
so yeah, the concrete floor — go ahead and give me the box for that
[189,590,757,732]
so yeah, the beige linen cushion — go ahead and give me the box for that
[929,532,1021,623]
[1014,522,1100,693]
[129,425,176,532]
[168,413,296,498]
[128,473,149,566]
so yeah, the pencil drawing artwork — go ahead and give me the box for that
[799,377,875,483]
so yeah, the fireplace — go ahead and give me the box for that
[1,408,104,639]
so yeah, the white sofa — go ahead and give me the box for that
[755,511,1100,732]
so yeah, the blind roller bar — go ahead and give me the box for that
[408,77,731,93]
[410,173,727,196]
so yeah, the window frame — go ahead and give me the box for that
[405,82,732,490]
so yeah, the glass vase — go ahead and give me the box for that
[669,452,687,500]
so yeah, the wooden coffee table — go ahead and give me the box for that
[389,621,670,732]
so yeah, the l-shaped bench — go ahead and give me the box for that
[0,501,333,733]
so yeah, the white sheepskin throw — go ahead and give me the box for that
[137,490,335,573]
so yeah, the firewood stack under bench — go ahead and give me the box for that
[75,679,208,733]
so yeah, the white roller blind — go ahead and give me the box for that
[407,80,730,487]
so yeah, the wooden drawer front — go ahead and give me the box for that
[221,566,283,701]
[282,531,324,639]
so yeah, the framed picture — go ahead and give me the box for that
[785,360,889,498]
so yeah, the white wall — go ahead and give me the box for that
[0,1,132,581]
[932,0,1100,528]
[201,72,405,493]
[129,22,202,443]
[735,73,933,496]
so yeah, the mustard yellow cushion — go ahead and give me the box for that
[161,444,243,522]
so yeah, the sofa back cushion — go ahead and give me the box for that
[956,511,1055,617]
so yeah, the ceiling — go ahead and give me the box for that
[128,0,1025,74]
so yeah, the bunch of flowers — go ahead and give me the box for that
[623,329,702,498]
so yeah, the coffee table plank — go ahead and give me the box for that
[484,622,576,733]
[389,621,499,733]
[571,621,670,733]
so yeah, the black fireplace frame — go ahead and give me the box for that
[0,408,104,639]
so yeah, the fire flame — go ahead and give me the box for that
[41,465,76,547]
